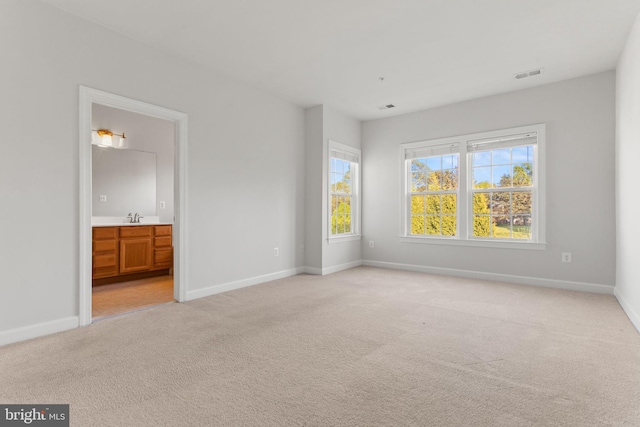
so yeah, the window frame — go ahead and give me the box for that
[399,124,546,250]
[327,140,362,243]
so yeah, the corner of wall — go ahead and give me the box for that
[614,9,640,334]
[615,288,640,333]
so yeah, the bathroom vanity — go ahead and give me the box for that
[92,224,173,285]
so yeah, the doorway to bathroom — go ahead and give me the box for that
[79,87,188,326]
[91,104,175,320]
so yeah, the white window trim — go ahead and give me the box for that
[327,234,362,244]
[328,140,362,243]
[399,124,546,250]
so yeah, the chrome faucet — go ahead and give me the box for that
[127,213,143,223]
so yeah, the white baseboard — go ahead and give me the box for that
[362,260,614,295]
[0,316,79,347]
[321,260,363,275]
[614,288,640,333]
[300,260,363,276]
[303,266,323,275]
[186,267,306,301]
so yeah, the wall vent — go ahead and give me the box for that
[515,68,543,80]
[378,104,396,110]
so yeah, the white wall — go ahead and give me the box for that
[304,106,323,271]
[0,0,305,339]
[362,72,616,292]
[616,13,640,331]
[92,104,175,223]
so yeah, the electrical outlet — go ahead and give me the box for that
[99,195,107,202]
[274,247,279,257]
[369,241,375,248]
[562,252,572,263]
[299,244,305,253]
[160,201,166,209]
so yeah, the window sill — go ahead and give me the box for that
[399,236,546,250]
[328,234,362,244]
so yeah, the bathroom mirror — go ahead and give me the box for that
[92,146,157,216]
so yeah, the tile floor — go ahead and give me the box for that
[92,275,174,320]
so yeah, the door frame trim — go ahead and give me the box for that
[79,86,189,326]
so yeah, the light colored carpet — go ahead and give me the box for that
[1,266,639,426]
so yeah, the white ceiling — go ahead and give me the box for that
[41,0,640,120]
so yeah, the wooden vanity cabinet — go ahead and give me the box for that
[92,224,172,283]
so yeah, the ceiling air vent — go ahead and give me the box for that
[515,68,543,80]
[378,104,396,110]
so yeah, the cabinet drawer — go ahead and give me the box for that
[93,227,117,240]
[94,265,118,278]
[93,239,116,254]
[120,226,152,238]
[154,248,173,268]
[93,253,116,268]
[155,225,172,237]
[155,236,172,247]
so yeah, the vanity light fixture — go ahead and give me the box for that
[92,129,127,148]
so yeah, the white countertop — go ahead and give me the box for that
[92,216,173,227]
[92,222,173,227]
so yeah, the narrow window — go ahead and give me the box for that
[329,141,361,240]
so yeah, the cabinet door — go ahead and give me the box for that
[120,238,153,274]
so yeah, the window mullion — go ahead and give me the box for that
[459,146,468,239]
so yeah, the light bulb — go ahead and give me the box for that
[101,134,113,147]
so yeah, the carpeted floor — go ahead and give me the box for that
[1,267,639,426]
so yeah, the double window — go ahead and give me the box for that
[402,124,545,249]
[328,141,361,240]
